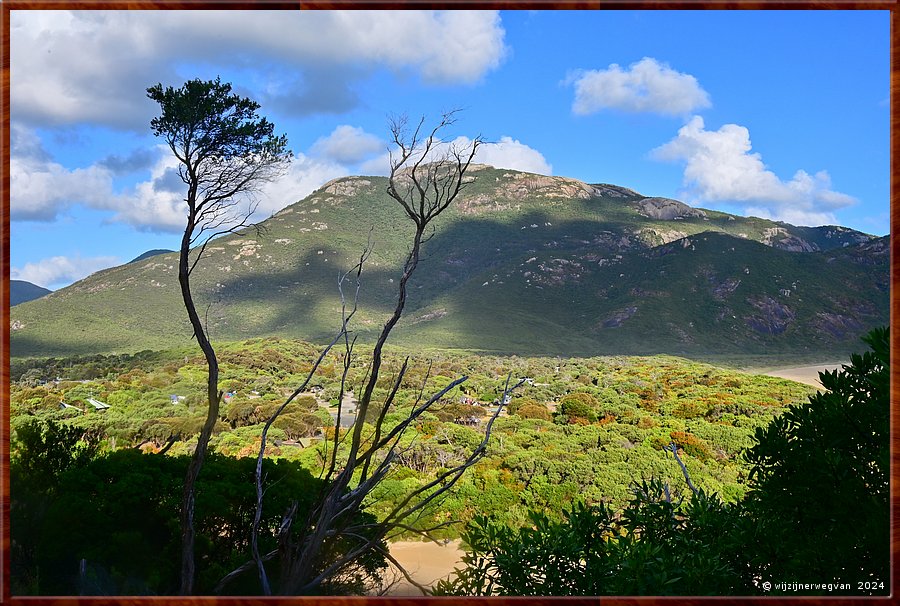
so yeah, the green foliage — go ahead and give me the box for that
[10,336,837,595]
[12,447,382,595]
[516,403,551,421]
[668,431,714,462]
[439,327,889,596]
[11,419,105,594]
[741,326,889,593]
[558,392,598,423]
[147,77,288,165]
[435,479,745,596]
[11,418,103,486]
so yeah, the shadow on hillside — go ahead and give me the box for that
[204,210,635,346]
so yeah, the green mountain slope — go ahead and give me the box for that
[10,165,887,360]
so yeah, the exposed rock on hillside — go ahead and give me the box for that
[590,183,642,198]
[746,296,796,335]
[634,197,707,221]
[762,227,818,252]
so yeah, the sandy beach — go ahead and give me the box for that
[759,363,843,389]
[383,539,464,596]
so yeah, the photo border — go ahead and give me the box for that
[1,2,895,604]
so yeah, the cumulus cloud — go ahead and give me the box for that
[10,121,353,231]
[12,254,120,290]
[105,150,349,230]
[255,154,349,217]
[652,116,857,226]
[10,127,187,230]
[11,10,507,129]
[359,135,552,176]
[570,57,711,116]
[11,124,124,221]
[311,125,384,164]
[467,136,552,175]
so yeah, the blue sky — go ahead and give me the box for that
[9,10,889,290]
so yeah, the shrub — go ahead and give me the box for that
[517,404,551,421]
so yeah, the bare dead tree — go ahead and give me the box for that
[215,112,522,595]
[147,78,291,595]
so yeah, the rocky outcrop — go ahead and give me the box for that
[813,312,865,339]
[634,197,707,221]
[601,306,638,328]
[591,183,642,199]
[712,278,741,301]
[318,177,374,197]
[745,296,795,334]
[762,227,818,252]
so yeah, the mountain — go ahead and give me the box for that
[129,249,176,264]
[10,280,52,307]
[9,165,887,360]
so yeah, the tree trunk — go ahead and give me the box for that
[177,217,222,595]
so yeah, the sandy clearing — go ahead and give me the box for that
[383,539,464,596]
[759,364,843,389]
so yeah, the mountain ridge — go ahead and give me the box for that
[9,165,887,360]
[10,280,53,307]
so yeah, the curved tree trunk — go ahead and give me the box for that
[177,216,222,595]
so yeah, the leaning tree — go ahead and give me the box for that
[147,77,291,595]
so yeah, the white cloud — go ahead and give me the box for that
[10,122,353,231]
[311,125,384,164]
[116,150,193,232]
[468,136,552,175]
[570,57,711,116]
[256,154,349,217]
[10,123,124,221]
[10,129,187,230]
[11,156,118,221]
[104,149,350,230]
[11,10,507,129]
[12,254,120,290]
[652,116,857,226]
[359,135,552,176]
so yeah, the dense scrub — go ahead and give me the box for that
[436,328,889,596]
[11,337,817,594]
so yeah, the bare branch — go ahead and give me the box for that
[247,244,372,594]
[667,442,699,496]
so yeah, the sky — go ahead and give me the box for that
[8,9,890,290]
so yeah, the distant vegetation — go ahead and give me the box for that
[9,98,887,596]
[128,249,176,264]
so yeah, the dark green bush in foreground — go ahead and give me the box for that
[12,436,385,595]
